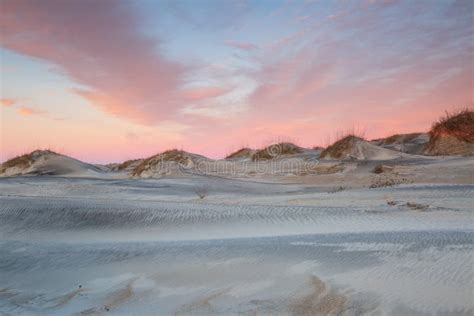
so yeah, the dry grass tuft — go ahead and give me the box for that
[382,133,422,145]
[132,159,152,177]
[370,175,411,188]
[252,142,302,161]
[387,200,397,206]
[115,159,141,171]
[320,135,363,159]
[373,164,384,174]
[0,149,57,174]
[1,153,34,173]
[132,149,191,176]
[429,109,474,142]
[424,109,474,155]
[225,148,255,159]
[405,202,429,211]
[373,164,394,174]
[312,163,345,175]
[159,149,191,163]
[372,165,383,174]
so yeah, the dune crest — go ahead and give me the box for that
[320,136,404,160]
[424,109,474,156]
[225,148,256,160]
[131,149,210,177]
[0,150,104,177]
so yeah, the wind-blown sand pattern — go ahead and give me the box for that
[174,287,231,315]
[78,279,135,315]
[0,130,473,315]
[290,276,347,316]
[51,287,86,308]
[0,168,473,315]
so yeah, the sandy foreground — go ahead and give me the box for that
[0,156,473,315]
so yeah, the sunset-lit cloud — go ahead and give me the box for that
[182,86,230,101]
[0,98,16,107]
[16,106,44,116]
[1,0,472,162]
[0,0,186,124]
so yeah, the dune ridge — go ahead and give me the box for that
[1,110,472,178]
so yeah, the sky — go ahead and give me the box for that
[0,0,473,163]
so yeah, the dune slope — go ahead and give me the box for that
[0,150,105,177]
[321,136,405,160]
[424,110,474,156]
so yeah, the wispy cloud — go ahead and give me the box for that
[0,98,16,107]
[224,40,258,50]
[0,0,186,125]
[16,106,44,116]
[167,0,250,30]
[182,86,230,101]
[1,0,473,161]
[218,0,474,149]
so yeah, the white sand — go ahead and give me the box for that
[1,150,106,177]
[0,153,473,315]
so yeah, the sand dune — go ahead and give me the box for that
[0,150,105,177]
[225,148,257,160]
[320,136,407,160]
[371,133,429,155]
[1,126,471,180]
[0,112,473,315]
[130,149,210,178]
[424,109,474,156]
[425,134,474,156]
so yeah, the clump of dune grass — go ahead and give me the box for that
[373,164,384,174]
[114,159,142,171]
[159,149,191,164]
[369,175,411,188]
[132,160,151,177]
[320,135,364,159]
[424,109,474,155]
[0,153,34,173]
[252,142,303,161]
[405,202,429,211]
[132,149,191,176]
[386,199,397,206]
[381,133,422,145]
[372,164,394,174]
[225,148,255,159]
[0,149,58,174]
[428,109,474,144]
[309,163,345,175]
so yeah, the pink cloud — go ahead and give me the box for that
[210,5,473,155]
[0,98,16,107]
[0,0,186,125]
[16,106,44,116]
[248,46,336,116]
[1,0,472,162]
[182,86,229,101]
